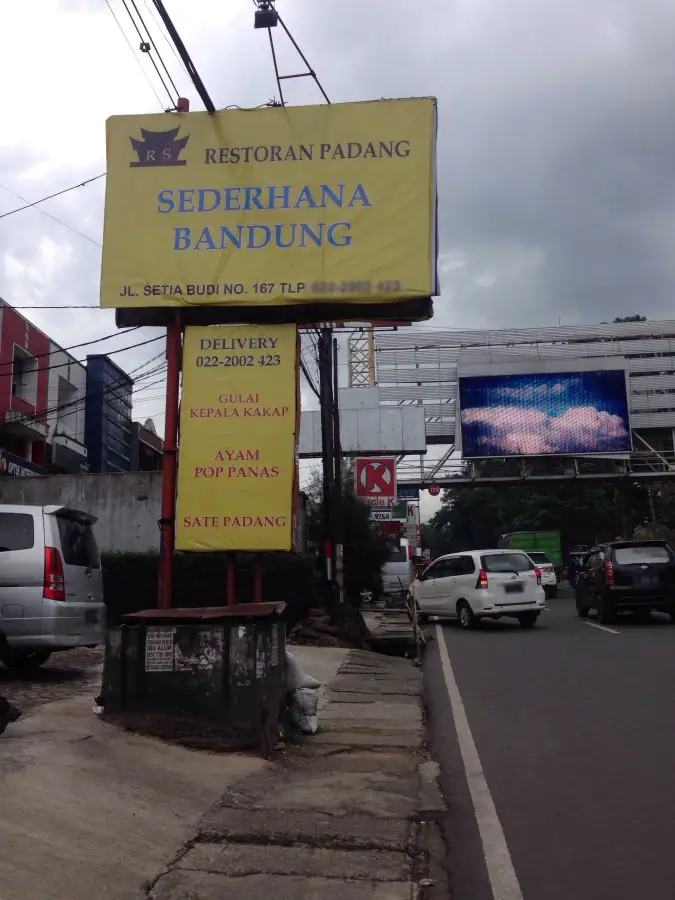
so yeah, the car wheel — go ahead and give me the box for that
[0,642,52,672]
[596,596,616,626]
[633,609,651,624]
[518,612,539,629]
[457,600,478,630]
[669,611,675,624]
[547,586,558,600]
[576,599,591,617]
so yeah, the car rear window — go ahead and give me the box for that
[481,552,533,573]
[529,553,551,564]
[614,545,672,565]
[0,513,34,551]
[56,517,101,569]
[386,548,407,563]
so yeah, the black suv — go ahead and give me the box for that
[575,540,675,624]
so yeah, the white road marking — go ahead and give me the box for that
[436,624,524,900]
[583,620,620,635]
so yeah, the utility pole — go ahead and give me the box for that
[318,329,335,593]
[332,336,344,604]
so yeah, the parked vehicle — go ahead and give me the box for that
[575,540,675,624]
[0,505,105,671]
[526,551,558,598]
[381,538,414,598]
[499,530,563,570]
[409,549,546,629]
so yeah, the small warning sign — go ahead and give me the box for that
[145,626,175,672]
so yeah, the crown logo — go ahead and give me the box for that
[129,127,189,167]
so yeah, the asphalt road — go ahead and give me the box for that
[425,586,675,900]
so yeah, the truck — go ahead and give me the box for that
[498,531,563,569]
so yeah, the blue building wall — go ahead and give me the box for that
[85,355,134,473]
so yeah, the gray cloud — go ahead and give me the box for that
[3,0,675,394]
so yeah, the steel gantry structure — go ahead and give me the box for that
[372,318,675,486]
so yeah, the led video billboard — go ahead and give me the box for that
[458,369,631,458]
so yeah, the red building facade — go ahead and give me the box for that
[0,303,51,467]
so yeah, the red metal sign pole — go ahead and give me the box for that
[157,310,183,609]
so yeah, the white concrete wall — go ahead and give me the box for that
[0,472,161,553]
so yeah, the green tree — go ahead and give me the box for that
[422,478,654,560]
[305,463,389,602]
[613,315,647,322]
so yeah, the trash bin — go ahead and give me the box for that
[101,603,287,753]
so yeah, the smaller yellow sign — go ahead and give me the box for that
[175,324,298,552]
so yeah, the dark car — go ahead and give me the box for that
[575,540,675,624]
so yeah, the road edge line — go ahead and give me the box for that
[435,624,524,900]
[583,621,620,635]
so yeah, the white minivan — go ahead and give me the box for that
[0,505,105,671]
[409,549,547,629]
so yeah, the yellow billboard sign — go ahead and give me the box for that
[100,97,438,310]
[175,324,298,552]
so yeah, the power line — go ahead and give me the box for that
[104,0,165,109]
[128,0,182,99]
[0,174,105,222]
[0,182,101,247]
[0,321,140,373]
[119,0,178,109]
[0,333,164,381]
[7,359,166,431]
[149,0,216,112]
[141,0,192,81]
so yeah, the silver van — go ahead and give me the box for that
[0,505,105,672]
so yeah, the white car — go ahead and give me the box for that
[409,549,547,629]
[526,551,558,598]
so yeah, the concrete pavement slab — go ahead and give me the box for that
[329,678,421,695]
[149,870,411,900]
[176,841,410,881]
[218,749,420,818]
[198,807,412,851]
[309,729,421,748]
[325,689,420,704]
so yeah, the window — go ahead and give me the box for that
[0,513,34,551]
[56,517,100,569]
[528,552,551,565]
[11,348,38,404]
[436,558,460,577]
[481,552,534,573]
[614,544,672,565]
[457,555,476,575]
[420,560,441,580]
[387,547,407,563]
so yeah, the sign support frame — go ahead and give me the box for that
[157,310,183,609]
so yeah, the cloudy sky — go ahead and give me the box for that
[1,0,674,508]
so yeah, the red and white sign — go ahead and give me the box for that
[427,484,441,497]
[356,457,397,501]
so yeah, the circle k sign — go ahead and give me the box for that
[355,457,397,499]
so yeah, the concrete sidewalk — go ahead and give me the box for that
[0,673,267,900]
[149,649,447,899]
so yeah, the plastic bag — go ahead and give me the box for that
[289,686,320,735]
[286,650,321,734]
[286,650,321,690]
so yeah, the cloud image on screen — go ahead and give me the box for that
[459,370,631,457]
